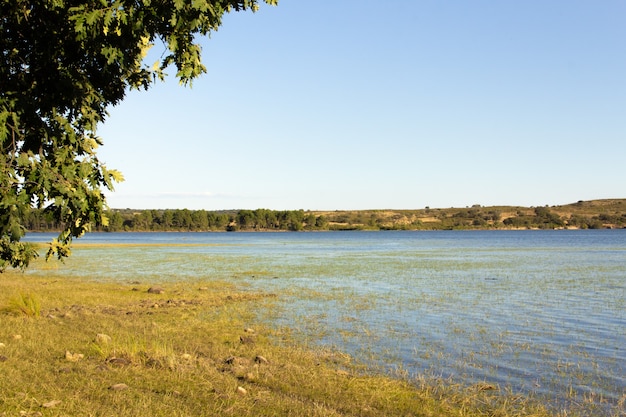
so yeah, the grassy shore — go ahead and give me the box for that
[1,269,566,416]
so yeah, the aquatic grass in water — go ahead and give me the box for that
[23,230,626,416]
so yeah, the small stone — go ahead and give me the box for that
[224,356,250,366]
[198,287,209,291]
[474,382,498,391]
[236,386,247,396]
[239,336,255,345]
[42,400,61,408]
[0,355,8,362]
[13,335,22,340]
[0,342,5,348]
[65,351,84,362]
[95,333,112,344]
[181,353,192,361]
[244,327,255,334]
[107,357,131,366]
[108,383,128,391]
[254,355,269,364]
[147,287,164,294]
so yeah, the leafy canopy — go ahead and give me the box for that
[0,0,277,271]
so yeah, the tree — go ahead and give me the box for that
[315,215,329,230]
[285,210,305,231]
[304,213,316,230]
[160,210,174,229]
[207,212,229,230]
[254,208,276,229]
[191,210,209,230]
[237,209,256,229]
[105,210,124,232]
[137,210,153,231]
[172,209,193,230]
[1,0,278,271]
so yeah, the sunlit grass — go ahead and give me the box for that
[1,292,41,317]
[0,271,569,417]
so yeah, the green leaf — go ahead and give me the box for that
[108,169,125,183]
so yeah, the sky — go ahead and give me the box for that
[97,0,626,211]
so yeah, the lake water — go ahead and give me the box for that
[25,230,626,415]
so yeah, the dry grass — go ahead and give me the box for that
[1,293,41,317]
[0,272,573,416]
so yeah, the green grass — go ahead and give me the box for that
[0,272,579,417]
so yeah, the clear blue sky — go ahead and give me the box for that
[98,0,625,211]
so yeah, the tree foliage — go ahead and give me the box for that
[0,0,277,271]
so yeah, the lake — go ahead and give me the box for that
[24,230,626,415]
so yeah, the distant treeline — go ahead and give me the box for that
[25,208,328,232]
[24,201,626,232]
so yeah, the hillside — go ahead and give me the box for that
[314,199,626,230]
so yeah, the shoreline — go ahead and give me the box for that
[0,273,564,416]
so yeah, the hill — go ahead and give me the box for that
[314,199,626,230]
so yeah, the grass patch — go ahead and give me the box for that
[0,272,572,416]
[1,292,41,317]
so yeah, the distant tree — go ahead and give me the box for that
[173,209,193,230]
[367,214,379,228]
[472,218,488,227]
[503,215,530,228]
[315,215,329,230]
[138,210,153,231]
[207,213,229,230]
[534,207,564,228]
[237,210,256,229]
[160,210,174,229]
[278,210,304,231]
[106,211,124,232]
[191,210,209,231]
[1,0,278,270]
[304,213,317,230]
[487,210,501,222]
[255,209,277,229]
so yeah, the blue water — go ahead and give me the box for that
[25,230,626,415]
